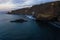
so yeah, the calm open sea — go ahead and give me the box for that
[0,12,60,40]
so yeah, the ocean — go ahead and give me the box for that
[0,12,60,40]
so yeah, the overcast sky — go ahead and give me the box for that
[0,0,58,11]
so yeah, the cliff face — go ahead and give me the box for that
[31,1,60,20]
[8,1,60,21]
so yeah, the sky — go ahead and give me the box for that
[0,0,58,11]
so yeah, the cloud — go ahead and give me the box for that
[22,0,55,5]
[12,0,25,4]
[0,0,10,3]
[0,0,57,11]
[0,0,28,11]
[15,0,55,9]
[0,0,16,11]
[0,5,15,11]
[16,0,55,7]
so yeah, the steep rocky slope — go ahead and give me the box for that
[8,1,60,21]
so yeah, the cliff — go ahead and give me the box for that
[8,8,32,15]
[30,1,60,21]
[7,1,60,21]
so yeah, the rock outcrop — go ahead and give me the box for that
[10,19,27,23]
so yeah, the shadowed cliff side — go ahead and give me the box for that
[31,1,60,21]
[7,1,60,21]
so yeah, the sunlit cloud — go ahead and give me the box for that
[0,0,16,11]
[0,0,10,3]
[0,3,16,11]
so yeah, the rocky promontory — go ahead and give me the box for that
[7,1,60,21]
[8,8,32,15]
